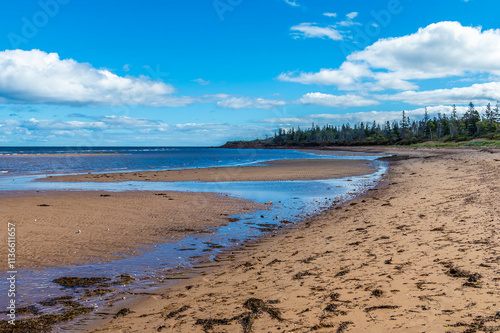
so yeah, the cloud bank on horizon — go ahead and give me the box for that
[1,0,498,145]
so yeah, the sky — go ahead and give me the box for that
[1,0,500,146]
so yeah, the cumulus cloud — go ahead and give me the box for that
[278,62,371,88]
[0,49,196,107]
[323,12,337,17]
[380,81,500,105]
[281,22,500,91]
[290,23,343,40]
[217,97,286,110]
[298,92,379,107]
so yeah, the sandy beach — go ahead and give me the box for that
[39,158,375,183]
[71,147,500,332]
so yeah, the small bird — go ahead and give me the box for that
[76,230,81,234]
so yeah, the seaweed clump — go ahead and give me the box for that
[195,298,283,333]
[114,308,134,318]
[0,299,93,333]
[243,298,283,321]
[112,273,136,286]
[163,305,190,319]
[52,276,111,288]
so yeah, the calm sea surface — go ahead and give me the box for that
[0,146,347,176]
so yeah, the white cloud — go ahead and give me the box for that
[290,23,343,41]
[0,116,277,145]
[278,62,371,88]
[0,49,196,107]
[290,12,363,41]
[280,22,500,91]
[217,97,286,110]
[284,0,300,7]
[337,12,361,27]
[298,92,379,107]
[193,78,211,86]
[346,12,358,19]
[380,81,500,105]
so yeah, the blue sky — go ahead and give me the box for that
[1,0,500,146]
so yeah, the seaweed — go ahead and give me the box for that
[365,305,399,312]
[337,321,354,333]
[371,289,384,297]
[114,308,134,318]
[195,298,283,333]
[0,300,93,332]
[293,271,313,280]
[15,305,40,315]
[39,296,73,307]
[312,322,335,330]
[163,305,190,319]
[335,270,350,277]
[195,317,233,331]
[240,312,258,333]
[52,276,111,288]
[243,298,283,321]
[324,303,340,312]
[330,293,341,301]
[82,288,114,298]
[449,311,500,332]
[463,273,483,288]
[266,259,282,266]
[112,273,136,285]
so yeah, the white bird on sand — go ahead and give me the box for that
[76,230,81,234]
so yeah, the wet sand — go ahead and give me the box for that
[82,147,500,332]
[0,191,264,270]
[39,158,375,183]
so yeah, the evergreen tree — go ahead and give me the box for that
[464,102,480,136]
[401,110,409,139]
[485,102,494,131]
[423,107,431,139]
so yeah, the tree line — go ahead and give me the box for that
[223,102,500,147]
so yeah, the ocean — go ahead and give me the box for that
[0,146,351,177]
